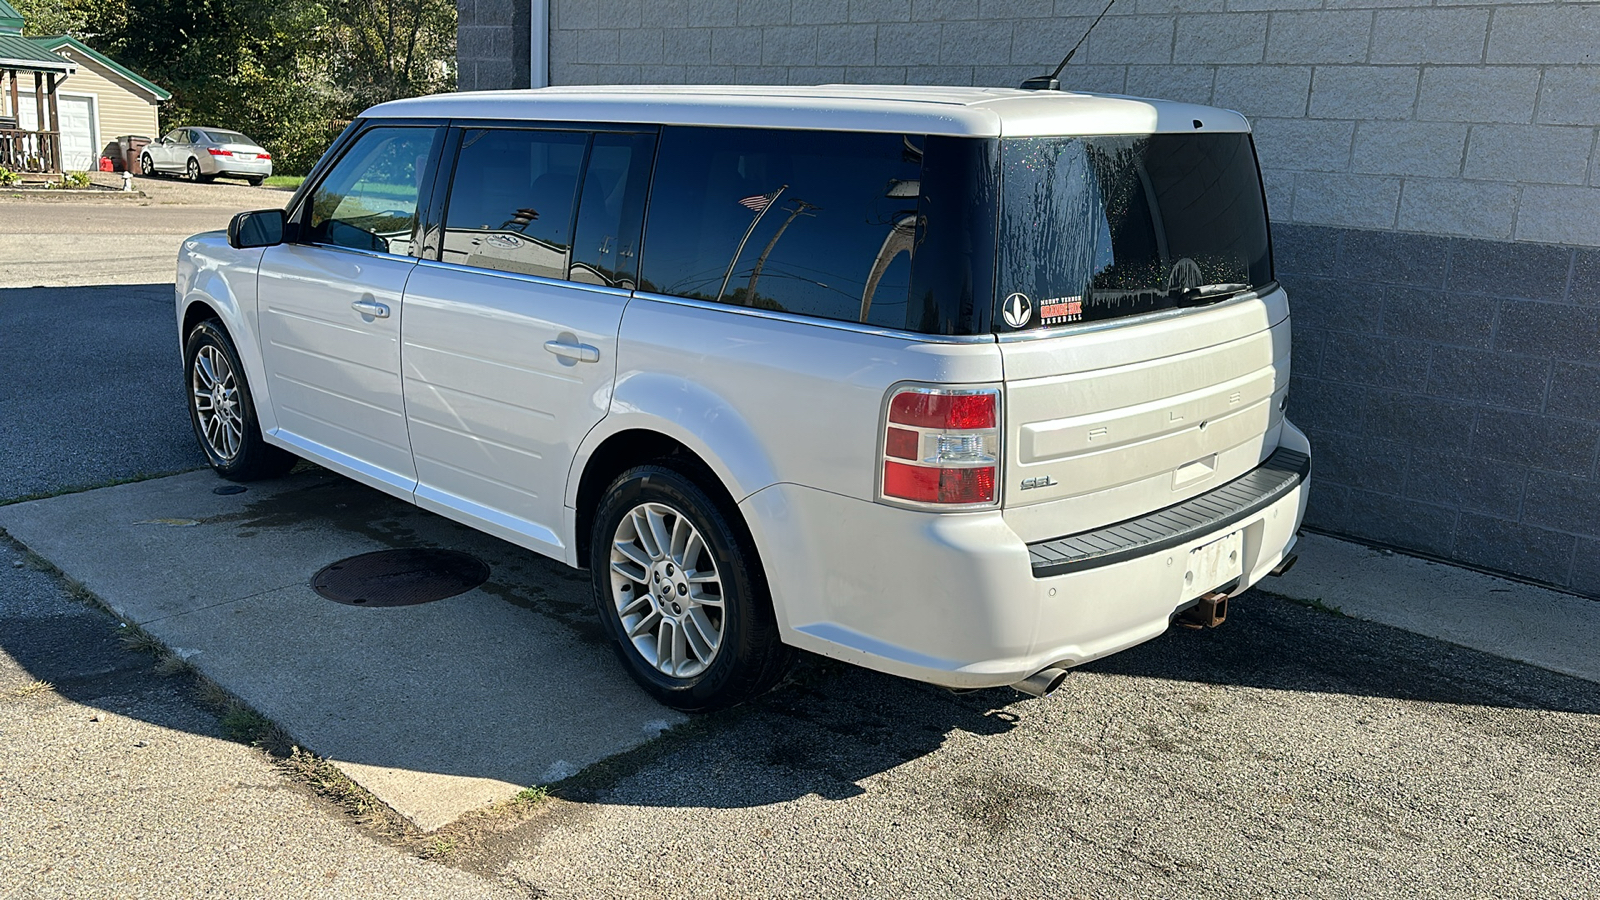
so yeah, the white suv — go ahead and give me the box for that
[176,85,1310,711]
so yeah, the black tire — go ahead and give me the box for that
[140,153,156,177]
[246,176,265,187]
[187,157,213,182]
[183,320,296,481]
[589,463,793,712]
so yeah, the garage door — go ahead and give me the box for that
[17,93,97,172]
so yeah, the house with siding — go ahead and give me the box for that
[455,0,1600,599]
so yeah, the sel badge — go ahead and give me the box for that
[1002,292,1032,328]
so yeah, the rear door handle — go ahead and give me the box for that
[351,299,390,319]
[544,339,600,363]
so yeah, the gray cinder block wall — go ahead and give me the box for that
[461,0,1600,597]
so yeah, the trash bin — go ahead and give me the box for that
[119,135,151,174]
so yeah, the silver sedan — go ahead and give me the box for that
[141,127,274,185]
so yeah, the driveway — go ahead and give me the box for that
[2,197,1597,899]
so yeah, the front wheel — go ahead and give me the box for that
[140,153,156,176]
[590,464,792,712]
[184,320,296,481]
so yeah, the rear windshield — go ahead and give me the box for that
[204,130,251,145]
[997,132,1271,331]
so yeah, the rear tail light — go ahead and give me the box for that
[207,148,233,157]
[880,385,1001,507]
[257,152,272,160]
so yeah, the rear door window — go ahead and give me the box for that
[441,128,588,280]
[998,132,1271,330]
[569,130,656,289]
[639,126,996,335]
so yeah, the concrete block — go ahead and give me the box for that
[1535,67,1600,127]
[476,57,522,89]
[763,25,819,65]
[817,23,878,65]
[641,0,691,28]
[786,65,848,84]
[1132,0,1224,12]
[739,0,793,26]
[1495,299,1600,366]
[975,64,1048,89]
[663,28,714,65]
[1426,347,1551,413]
[1309,66,1420,120]
[1010,17,1093,68]
[1224,0,1319,10]
[1287,372,1371,431]
[1405,449,1526,521]
[844,65,909,82]
[654,65,690,83]
[1548,362,1600,424]
[1474,409,1600,478]
[577,28,623,63]
[1336,226,1452,290]
[1573,539,1600,596]
[1351,122,1466,178]
[1370,9,1489,64]
[1251,117,1354,173]
[1343,488,1460,556]
[849,0,913,22]
[1487,7,1600,66]
[1446,237,1573,304]
[1272,223,1343,276]
[1366,389,1476,457]
[913,0,980,18]
[1320,330,1431,392]
[794,0,850,23]
[620,27,666,65]
[685,64,739,83]
[1515,187,1600,247]
[1261,167,1294,220]
[591,63,645,83]
[688,0,740,26]
[734,65,791,83]
[1301,428,1411,494]
[1397,179,1517,241]
[1465,125,1594,186]
[1418,67,1541,124]
[1264,11,1372,65]
[1080,16,1175,66]
[1124,65,1215,104]
[1056,63,1126,94]
[1291,323,1326,376]
[456,25,495,61]
[1211,66,1311,118]
[1279,272,1378,334]
[876,21,940,65]
[1572,250,1600,305]
[1380,287,1494,348]
[711,27,764,65]
[906,65,978,84]
[1173,14,1268,65]
[980,0,1056,16]
[1322,0,1431,8]
[1452,513,1577,586]
[938,20,1014,67]
[474,0,521,27]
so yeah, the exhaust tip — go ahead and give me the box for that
[1270,552,1299,577]
[1012,666,1070,698]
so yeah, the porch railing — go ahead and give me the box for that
[0,129,63,174]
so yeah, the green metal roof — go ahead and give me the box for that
[0,33,73,72]
[0,1,23,36]
[37,35,170,100]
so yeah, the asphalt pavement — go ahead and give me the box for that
[1,197,1597,899]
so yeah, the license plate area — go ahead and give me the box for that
[1182,530,1243,602]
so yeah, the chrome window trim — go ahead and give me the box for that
[415,257,635,300]
[300,242,422,264]
[629,290,997,345]
[993,283,1282,343]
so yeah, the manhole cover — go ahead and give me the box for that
[312,548,489,607]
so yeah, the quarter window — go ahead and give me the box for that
[442,128,588,280]
[302,127,437,256]
[569,131,655,289]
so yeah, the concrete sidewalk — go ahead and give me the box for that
[1265,532,1600,684]
[0,469,682,831]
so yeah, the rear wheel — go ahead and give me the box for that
[246,176,264,186]
[590,464,792,712]
[184,320,296,481]
[186,157,213,182]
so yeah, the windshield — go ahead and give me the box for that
[997,132,1271,330]
[204,130,252,145]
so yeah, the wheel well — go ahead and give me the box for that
[181,301,220,340]
[574,429,732,564]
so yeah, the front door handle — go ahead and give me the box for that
[544,339,600,363]
[351,299,390,319]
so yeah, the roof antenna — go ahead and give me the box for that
[1019,0,1119,91]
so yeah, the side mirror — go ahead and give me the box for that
[228,208,287,249]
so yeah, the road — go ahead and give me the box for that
[1,197,1597,899]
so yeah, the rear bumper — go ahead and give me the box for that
[741,422,1312,690]
[199,156,272,177]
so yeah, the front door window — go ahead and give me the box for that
[303,128,437,257]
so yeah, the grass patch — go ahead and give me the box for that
[10,679,53,698]
[1,468,205,508]
[263,175,304,190]
[116,621,165,655]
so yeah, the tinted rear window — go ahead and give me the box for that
[998,133,1271,330]
[640,126,995,335]
[204,130,251,144]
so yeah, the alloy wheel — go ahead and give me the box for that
[191,344,244,460]
[608,501,726,678]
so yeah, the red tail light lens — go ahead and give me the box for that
[207,148,233,157]
[880,386,1000,507]
[258,152,272,160]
